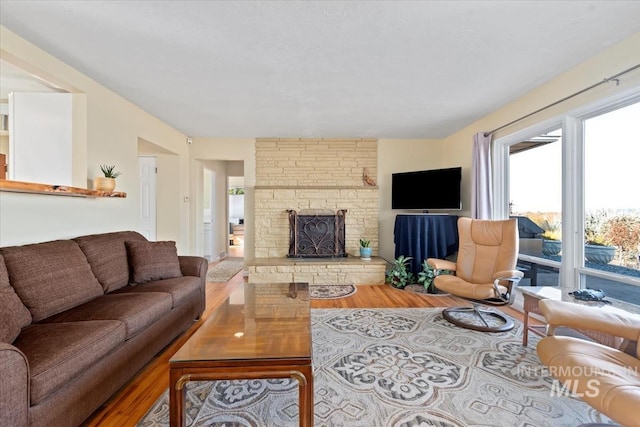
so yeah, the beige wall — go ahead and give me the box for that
[377,139,445,261]
[0,27,191,251]
[442,32,640,217]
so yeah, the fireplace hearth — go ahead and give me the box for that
[287,209,347,258]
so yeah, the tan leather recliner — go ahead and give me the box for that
[537,299,640,427]
[427,218,523,332]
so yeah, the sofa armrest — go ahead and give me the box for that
[179,256,208,278]
[179,256,208,319]
[539,300,640,343]
[0,342,30,427]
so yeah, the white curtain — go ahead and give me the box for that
[471,132,493,219]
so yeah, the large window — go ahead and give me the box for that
[583,102,640,299]
[495,91,640,306]
[509,129,562,286]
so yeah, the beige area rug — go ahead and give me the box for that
[309,284,357,300]
[206,257,244,283]
[137,308,609,426]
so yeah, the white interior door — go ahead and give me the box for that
[139,156,157,240]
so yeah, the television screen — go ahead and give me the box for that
[392,167,462,210]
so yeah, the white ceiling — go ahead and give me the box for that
[1,1,639,139]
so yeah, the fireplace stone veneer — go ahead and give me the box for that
[250,138,384,285]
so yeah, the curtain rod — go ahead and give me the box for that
[484,63,640,137]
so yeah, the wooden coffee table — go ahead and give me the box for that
[169,282,313,427]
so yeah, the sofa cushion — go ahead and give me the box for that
[0,255,32,343]
[14,320,126,405]
[41,292,172,339]
[2,240,104,322]
[125,240,182,284]
[74,231,147,293]
[112,276,201,308]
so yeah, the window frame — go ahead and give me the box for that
[493,85,640,292]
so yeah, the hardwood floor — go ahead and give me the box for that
[84,274,529,426]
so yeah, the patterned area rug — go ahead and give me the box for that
[309,284,357,299]
[206,258,244,283]
[137,308,609,426]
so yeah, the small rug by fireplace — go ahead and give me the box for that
[137,308,609,426]
[309,284,357,299]
[206,258,244,283]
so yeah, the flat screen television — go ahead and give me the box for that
[391,167,462,210]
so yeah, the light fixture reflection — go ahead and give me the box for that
[234,332,244,338]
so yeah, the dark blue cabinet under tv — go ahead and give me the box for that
[393,214,459,276]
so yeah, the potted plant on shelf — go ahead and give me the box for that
[94,165,122,192]
[359,239,372,260]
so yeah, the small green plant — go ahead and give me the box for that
[385,255,415,289]
[100,165,121,179]
[228,187,245,195]
[417,260,453,293]
[359,239,370,248]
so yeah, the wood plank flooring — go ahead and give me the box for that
[84,273,530,426]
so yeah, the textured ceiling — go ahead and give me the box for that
[1,1,639,139]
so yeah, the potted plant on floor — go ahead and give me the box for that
[359,239,372,260]
[417,260,453,294]
[94,164,122,192]
[541,230,562,256]
[385,255,414,289]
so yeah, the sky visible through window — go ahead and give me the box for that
[510,102,640,214]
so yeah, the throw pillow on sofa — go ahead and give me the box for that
[125,240,183,284]
[74,231,147,293]
[1,240,104,322]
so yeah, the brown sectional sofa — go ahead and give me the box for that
[0,231,207,427]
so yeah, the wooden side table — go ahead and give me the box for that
[519,286,623,348]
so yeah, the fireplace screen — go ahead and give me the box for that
[287,209,347,258]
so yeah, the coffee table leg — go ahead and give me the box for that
[292,368,314,427]
[170,373,188,427]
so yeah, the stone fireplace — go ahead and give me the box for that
[248,138,386,285]
[288,209,347,258]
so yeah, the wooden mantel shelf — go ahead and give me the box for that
[0,180,127,198]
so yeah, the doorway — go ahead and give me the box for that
[228,175,245,258]
[138,156,157,240]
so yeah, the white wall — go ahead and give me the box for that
[0,27,191,251]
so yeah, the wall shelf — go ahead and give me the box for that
[0,180,126,198]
